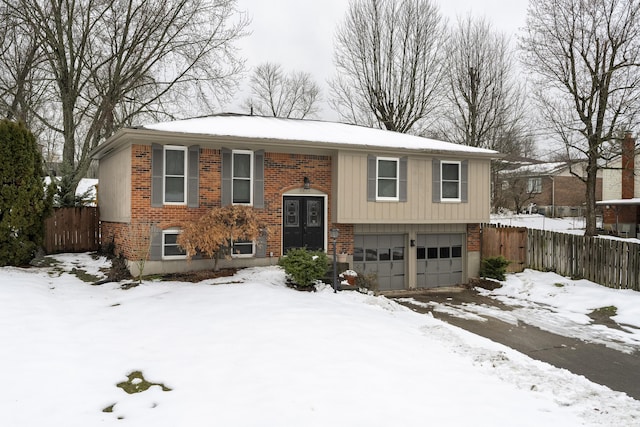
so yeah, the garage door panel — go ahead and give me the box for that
[417,233,465,288]
[354,234,405,291]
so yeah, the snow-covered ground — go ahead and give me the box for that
[1,253,639,426]
[402,269,640,355]
[491,213,589,234]
[491,213,640,243]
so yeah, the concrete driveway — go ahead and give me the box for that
[393,288,640,401]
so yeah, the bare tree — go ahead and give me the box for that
[520,0,640,236]
[330,0,447,133]
[0,5,49,130]
[0,0,249,206]
[244,62,320,119]
[444,15,528,151]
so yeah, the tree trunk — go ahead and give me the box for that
[584,155,599,236]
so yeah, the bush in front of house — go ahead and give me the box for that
[278,248,328,289]
[479,256,510,281]
[177,205,267,271]
[0,120,54,266]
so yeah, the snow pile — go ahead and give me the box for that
[1,254,639,426]
[479,270,640,353]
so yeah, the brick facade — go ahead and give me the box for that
[104,145,356,260]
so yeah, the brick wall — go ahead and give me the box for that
[528,176,602,213]
[466,223,480,251]
[114,145,349,260]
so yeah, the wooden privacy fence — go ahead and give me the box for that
[481,224,640,291]
[481,225,527,273]
[44,207,100,254]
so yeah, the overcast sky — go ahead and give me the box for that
[231,0,531,120]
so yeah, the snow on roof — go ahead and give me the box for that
[507,161,568,175]
[143,115,498,156]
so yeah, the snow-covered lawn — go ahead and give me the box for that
[491,213,640,243]
[491,213,589,234]
[1,253,639,426]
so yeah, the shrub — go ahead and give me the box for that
[480,256,510,281]
[278,248,328,289]
[0,120,54,266]
[177,205,268,271]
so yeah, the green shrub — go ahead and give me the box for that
[278,248,328,288]
[0,120,54,266]
[480,256,510,281]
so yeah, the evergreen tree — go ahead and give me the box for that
[0,120,53,265]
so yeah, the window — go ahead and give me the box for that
[164,146,187,204]
[528,177,542,193]
[377,157,399,200]
[231,239,254,257]
[232,150,253,204]
[162,229,186,259]
[441,161,461,201]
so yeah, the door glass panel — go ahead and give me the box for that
[379,248,390,261]
[452,245,462,258]
[427,247,438,259]
[354,247,363,262]
[393,247,404,260]
[307,200,321,227]
[440,247,450,259]
[417,246,426,260]
[285,200,299,227]
[366,248,377,261]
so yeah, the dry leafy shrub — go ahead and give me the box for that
[177,205,268,270]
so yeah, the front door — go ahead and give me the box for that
[283,196,325,253]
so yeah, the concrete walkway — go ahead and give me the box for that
[393,289,640,401]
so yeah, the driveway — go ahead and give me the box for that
[393,288,640,401]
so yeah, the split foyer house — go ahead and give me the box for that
[91,114,498,291]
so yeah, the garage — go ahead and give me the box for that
[353,234,405,291]
[416,234,464,288]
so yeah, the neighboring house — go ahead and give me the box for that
[597,132,640,237]
[496,159,602,217]
[91,114,498,291]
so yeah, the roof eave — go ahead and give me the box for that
[91,127,503,159]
